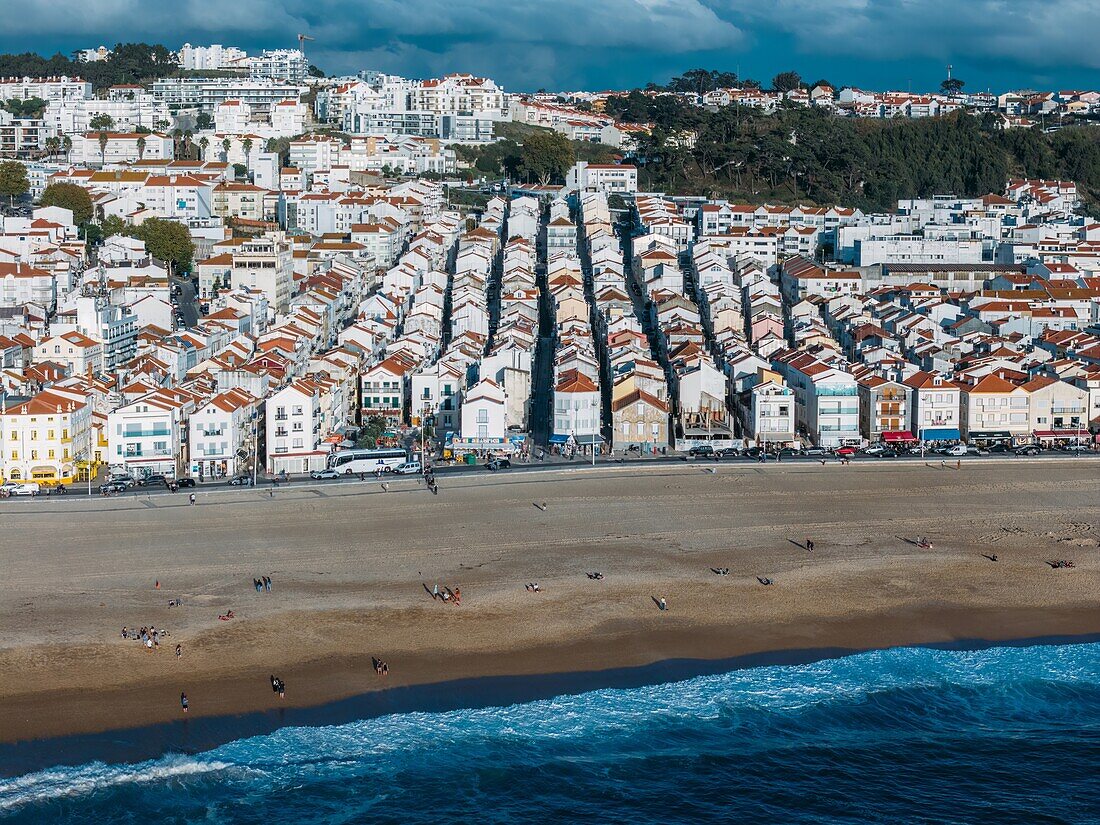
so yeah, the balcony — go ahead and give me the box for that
[274,429,288,438]
[122,428,170,438]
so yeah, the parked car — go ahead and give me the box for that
[863,444,888,456]
[1015,444,1042,456]
[9,482,41,496]
[485,457,511,471]
[228,475,253,486]
[137,474,168,487]
[742,446,765,459]
[99,482,128,494]
[394,461,423,475]
[176,477,196,488]
[108,474,136,488]
[688,445,715,457]
[803,446,828,456]
[1061,444,1090,453]
[309,468,340,480]
[966,445,990,456]
[777,447,802,458]
[875,448,900,458]
[716,447,741,458]
[944,444,968,457]
[835,446,859,457]
[988,443,1013,453]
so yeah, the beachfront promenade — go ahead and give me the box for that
[1,458,1098,743]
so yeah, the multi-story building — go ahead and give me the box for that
[188,388,259,480]
[857,375,911,442]
[249,49,308,84]
[178,44,248,72]
[773,350,860,448]
[904,371,963,442]
[106,390,195,479]
[151,77,303,112]
[747,375,796,447]
[960,373,1030,443]
[265,379,328,474]
[567,161,638,194]
[0,389,92,485]
[229,232,293,317]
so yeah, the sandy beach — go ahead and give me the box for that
[1,458,1098,744]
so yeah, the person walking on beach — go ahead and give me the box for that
[658,597,667,611]
[806,538,814,553]
[264,576,271,592]
[189,493,196,505]
[180,692,189,713]
[175,643,182,660]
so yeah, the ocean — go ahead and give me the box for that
[2,642,1099,824]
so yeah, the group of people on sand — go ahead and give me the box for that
[429,584,461,604]
[524,582,542,592]
[586,571,604,580]
[1050,559,1076,569]
[371,656,389,676]
[270,674,286,698]
[122,625,169,650]
[253,576,272,593]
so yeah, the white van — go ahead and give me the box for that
[393,460,422,475]
[9,482,40,496]
[945,444,968,457]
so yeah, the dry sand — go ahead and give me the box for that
[1,459,1098,742]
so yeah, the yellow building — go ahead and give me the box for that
[1,389,92,485]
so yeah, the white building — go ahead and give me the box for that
[179,44,248,71]
[230,232,293,317]
[458,377,507,448]
[250,49,308,84]
[188,388,259,479]
[566,161,638,194]
[265,378,328,474]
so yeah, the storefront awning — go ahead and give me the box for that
[969,430,1013,439]
[920,427,960,441]
[882,430,916,442]
[1034,430,1087,438]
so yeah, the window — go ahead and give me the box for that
[477,410,488,424]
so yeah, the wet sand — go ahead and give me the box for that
[1,459,1098,744]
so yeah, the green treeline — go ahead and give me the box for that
[606,91,1100,211]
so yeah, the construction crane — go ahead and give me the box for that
[297,33,315,59]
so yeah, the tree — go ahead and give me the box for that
[101,213,126,238]
[88,113,115,130]
[666,68,739,95]
[98,131,109,166]
[183,129,193,160]
[307,64,325,78]
[198,136,209,160]
[44,135,60,157]
[772,71,803,93]
[221,137,231,161]
[136,135,146,161]
[941,77,965,95]
[39,182,93,225]
[62,135,72,162]
[0,161,28,206]
[241,137,253,169]
[196,112,213,130]
[356,415,388,448]
[127,217,194,276]
[520,129,574,185]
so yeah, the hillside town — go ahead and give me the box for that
[0,43,1098,494]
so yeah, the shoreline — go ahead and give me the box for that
[1,460,1097,774]
[3,629,1099,778]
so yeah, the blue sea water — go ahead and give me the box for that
[2,642,1099,824]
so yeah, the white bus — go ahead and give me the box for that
[329,447,408,474]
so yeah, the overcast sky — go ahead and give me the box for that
[3,0,1098,92]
